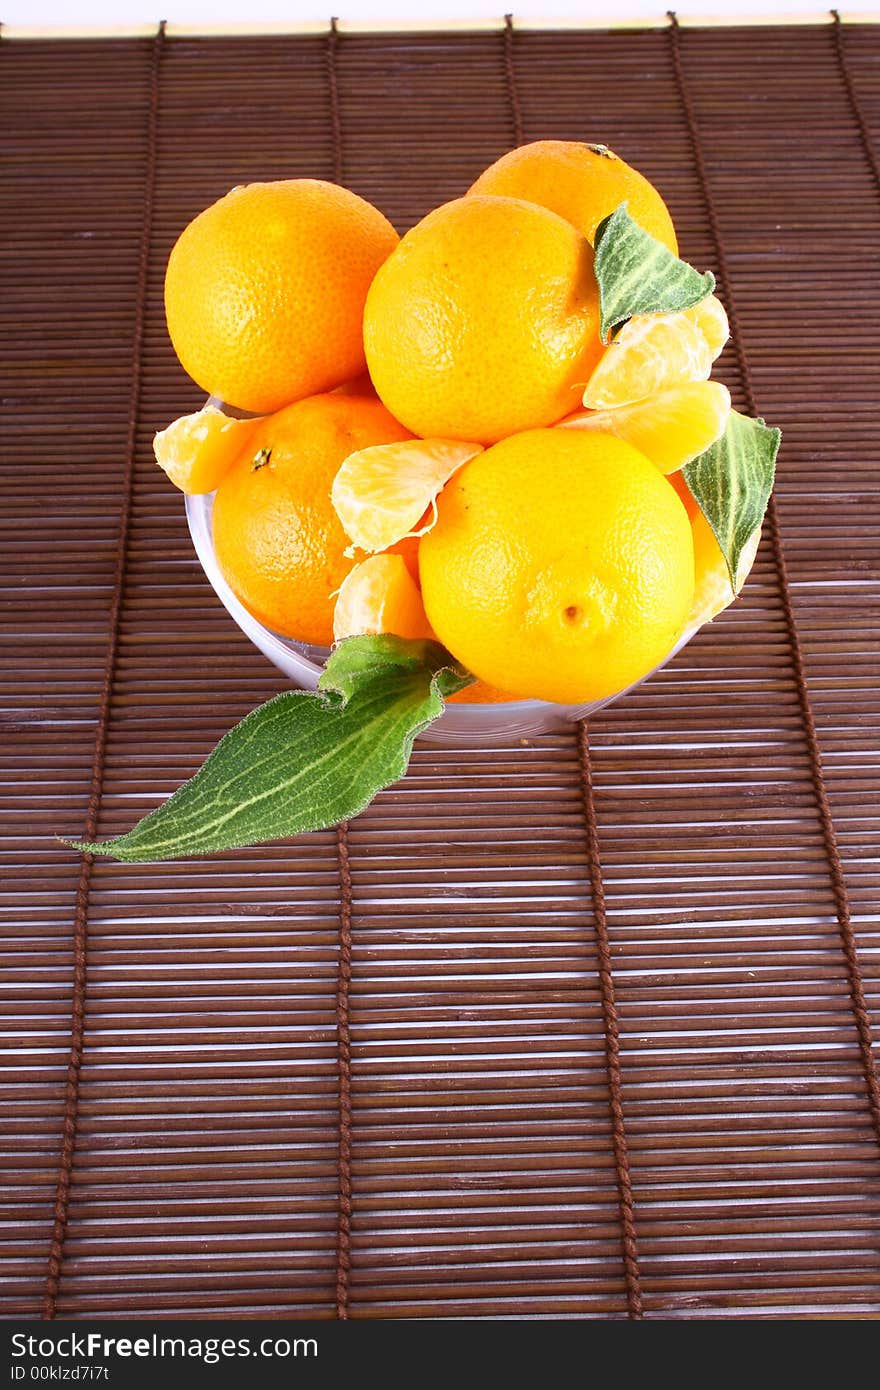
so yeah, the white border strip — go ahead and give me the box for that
[3,13,879,39]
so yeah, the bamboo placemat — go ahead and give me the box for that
[2,15,879,1321]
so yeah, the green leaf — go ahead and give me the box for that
[68,635,473,863]
[682,410,781,589]
[593,203,716,341]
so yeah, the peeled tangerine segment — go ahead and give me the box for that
[583,294,729,411]
[153,405,262,495]
[333,553,435,644]
[694,520,761,627]
[686,293,729,360]
[332,438,483,553]
[562,381,731,475]
[668,469,760,628]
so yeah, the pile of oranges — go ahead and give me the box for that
[157,141,749,706]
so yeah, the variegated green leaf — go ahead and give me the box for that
[66,635,473,863]
[593,203,716,341]
[682,410,781,589]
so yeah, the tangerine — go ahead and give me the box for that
[419,429,694,704]
[468,139,678,252]
[211,393,411,647]
[164,180,399,414]
[363,195,604,445]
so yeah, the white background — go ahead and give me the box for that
[5,0,879,33]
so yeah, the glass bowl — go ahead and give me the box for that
[185,489,697,746]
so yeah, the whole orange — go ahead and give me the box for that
[164,180,399,415]
[419,429,694,704]
[468,140,678,252]
[212,393,412,647]
[363,195,604,444]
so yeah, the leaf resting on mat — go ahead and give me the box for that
[593,203,716,341]
[683,410,781,589]
[68,635,473,862]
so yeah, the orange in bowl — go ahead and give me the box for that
[211,392,412,648]
[164,179,399,414]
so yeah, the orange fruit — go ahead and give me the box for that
[561,381,731,475]
[468,140,678,252]
[670,471,761,627]
[153,406,263,495]
[333,554,434,643]
[164,180,399,415]
[447,679,515,705]
[332,438,483,553]
[419,429,694,704]
[363,195,604,445]
[583,296,728,410]
[211,393,412,647]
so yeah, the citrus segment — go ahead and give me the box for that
[669,470,761,626]
[164,179,399,414]
[211,393,412,647]
[468,140,678,253]
[691,518,760,627]
[363,195,605,444]
[561,381,731,475]
[332,438,483,553]
[333,554,435,643]
[686,293,729,361]
[153,406,262,495]
[583,296,728,412]
[583,310,712,410]
[419,429,694,705]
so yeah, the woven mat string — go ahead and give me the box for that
[41,19,167,1320]
[576,726,645,1318]
[326,15,355,1321]
[831,11,880,195]
[501,14,645,1318]
[327,16,344,187]
[503,14,525,149]
[334,820,355,1321]
[667,10,880,1151]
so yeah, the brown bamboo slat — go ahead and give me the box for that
[1,18,879,1321]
